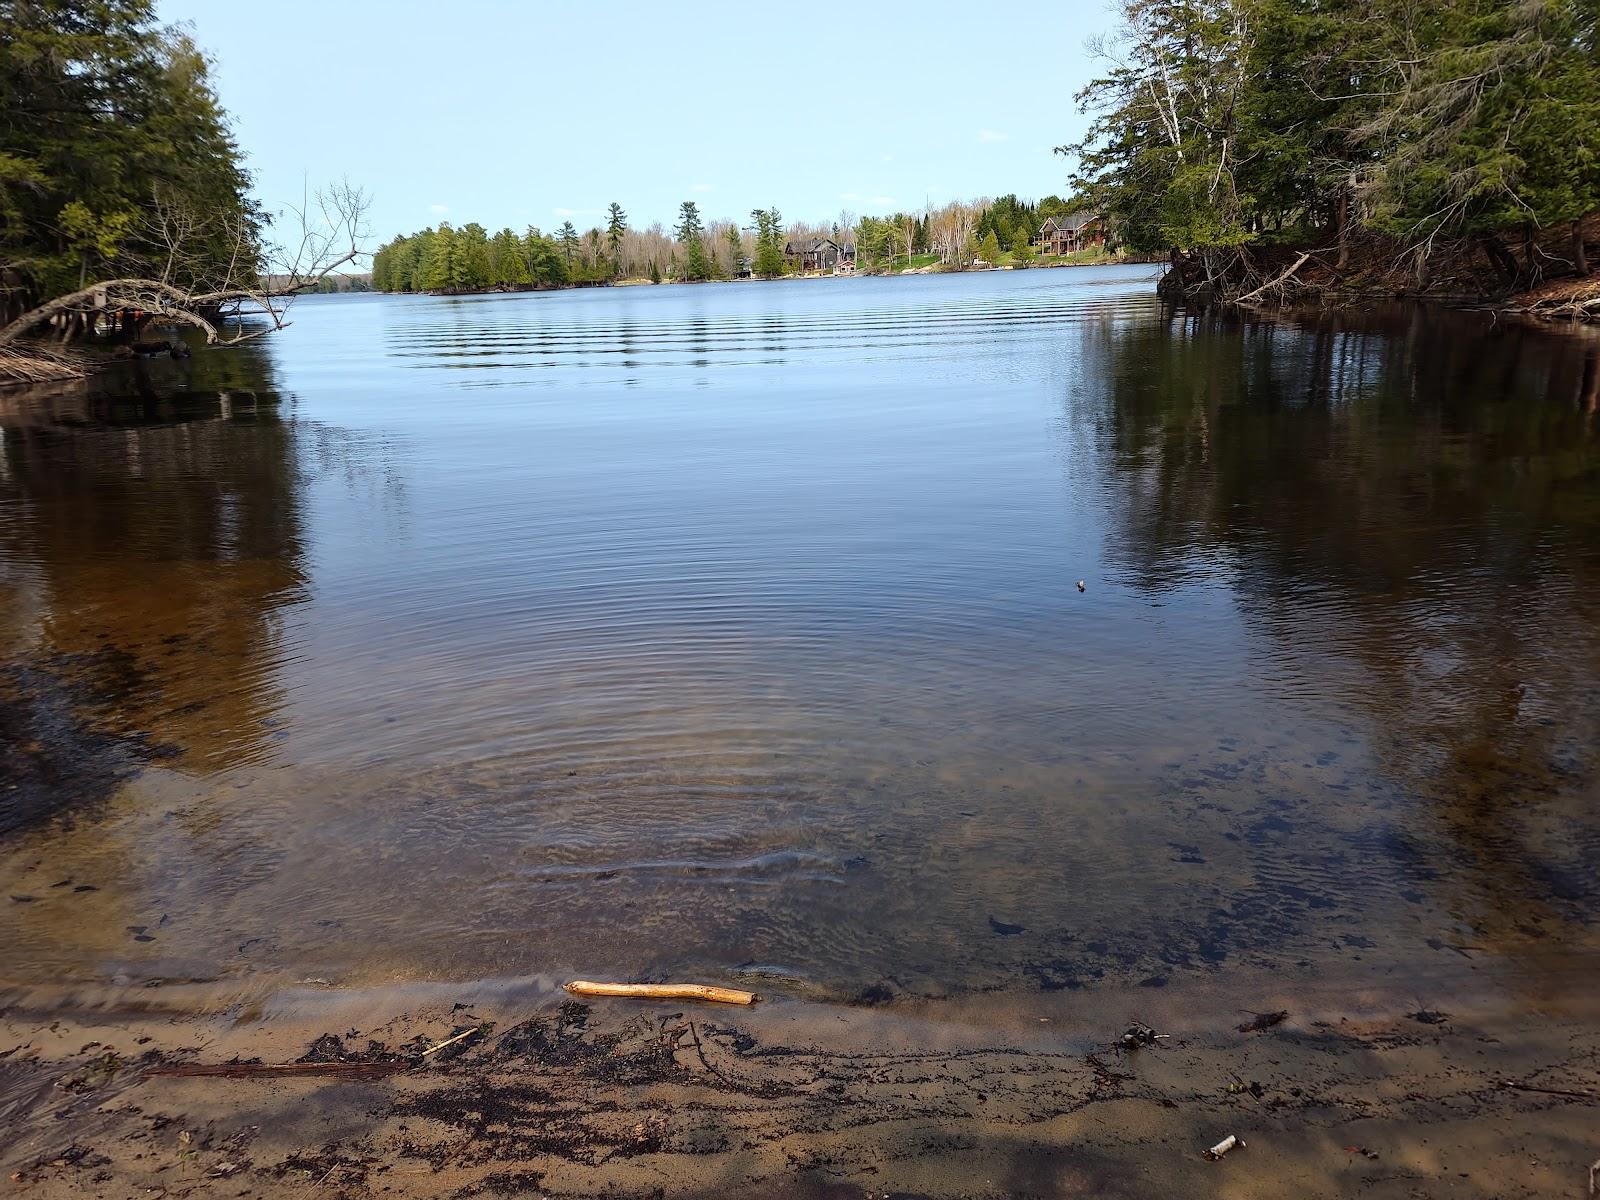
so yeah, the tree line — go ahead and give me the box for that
[1065,0,1600,297]
[371,192,1110,293]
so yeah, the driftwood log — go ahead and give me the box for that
[564,980,758,1005]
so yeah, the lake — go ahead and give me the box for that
[2,265,1598,1009]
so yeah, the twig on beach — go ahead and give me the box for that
[147,1060,408,1079]
[420,1026,485,1058]
[565,980,758,1005]
[1496,1079,1596,1101]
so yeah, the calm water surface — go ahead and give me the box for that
[2,266,1598,1005]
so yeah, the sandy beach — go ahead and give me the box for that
[4,968,1596,1199]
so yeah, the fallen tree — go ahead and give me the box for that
[0,181,369,366]
[0,3,369,383]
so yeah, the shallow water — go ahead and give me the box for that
[2,267,1598,1005]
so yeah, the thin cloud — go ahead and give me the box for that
[428,203,449,215]
[690,182,714,193]
[978,129,1010,143]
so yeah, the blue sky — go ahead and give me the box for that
[156,0,1104,248]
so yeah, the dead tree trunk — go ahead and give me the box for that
[1479,234,1520,289]
[1335,187,1351,271]
[1573,219,1590,278]
[1522,222,1541,285]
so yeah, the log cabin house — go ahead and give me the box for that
[784,238,857,273]
[1037,213,1108,256]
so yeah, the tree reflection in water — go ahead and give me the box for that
[1088,304,1600,981]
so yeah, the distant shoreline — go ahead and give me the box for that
[375,255,1163,299]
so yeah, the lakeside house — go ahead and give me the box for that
[1038,213,1108,256]
[785,238,857,274]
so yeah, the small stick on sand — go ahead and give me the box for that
[565,980,758,1005]
[1203,1134,1245,1161]
[420,1026,485,1057]
[146,1061,408,1079]
[1496,1079,1596,1101]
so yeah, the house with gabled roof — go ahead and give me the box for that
[783,238,858,274]
[1038,212,1108,256]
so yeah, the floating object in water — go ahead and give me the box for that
[564,980,758,1005]
[1077,580,1086,592]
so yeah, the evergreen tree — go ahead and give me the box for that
[1010,223,1036,268]
[523,226,566,286]
[648,259,662,284]
[489,227,529,286]
[1064,0,1600,289]
[0,0,262,312]
[558,220,579,266]
[725,224,744,275]
[458,223,491,289]
[606,202,627,274]
[978,229,1002,266]
[750,208,786,278]
[422,223,463,291]
[676,200,709,281]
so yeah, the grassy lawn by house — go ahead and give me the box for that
[1026,248,1124,267]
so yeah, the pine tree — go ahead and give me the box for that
[676,201,709,281]
[978,229,1002,267]
[489,228,529,287]
[1010,222,1036,268]
[558,221,579,266]
[423,224,462,291]
[725,224,744,275]
[457,223,491,289]
[606,202,627,275]
[751,208,786,278]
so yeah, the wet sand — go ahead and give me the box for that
[3,974,1596,1198]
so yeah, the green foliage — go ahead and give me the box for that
[978,230,1003,266]
[488,228,529,287]
[0,0,261,306]
[750,208,786,278]
[676,201,709,281]
[372,222,567,293]
[977,195,1038,250]
[1010,224,1036,268]
[606,202,627,274]
[1066,0,1600,262]
[856,216,898,272]
[648,259,662,284]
